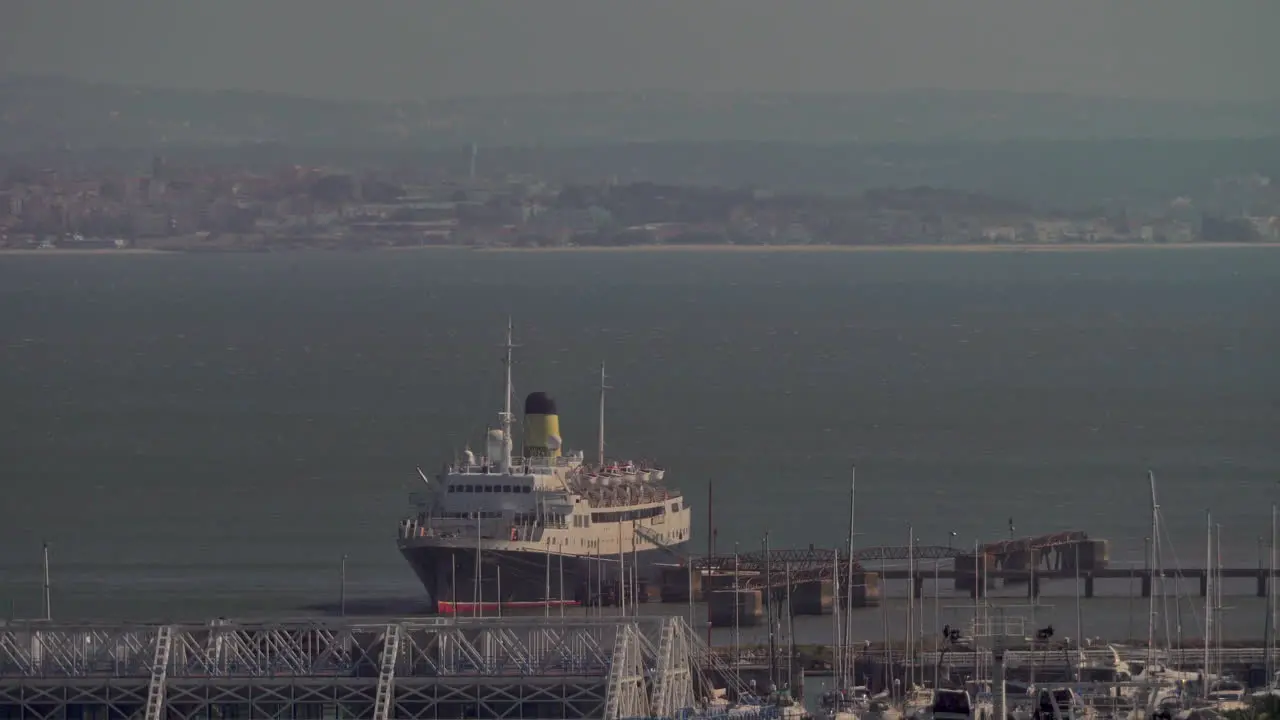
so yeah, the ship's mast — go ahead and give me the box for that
[597,362,610,466]
[499,318,516,472]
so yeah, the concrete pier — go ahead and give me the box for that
[790,573,882,615]
[953,552,997,597]
[708,587,765,627]
[654,536,1276,607]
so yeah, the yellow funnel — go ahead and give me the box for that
[523,392,562,457]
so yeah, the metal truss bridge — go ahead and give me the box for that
[0,615,767,720]
[691,531,1090,590]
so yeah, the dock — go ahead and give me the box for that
[0,616,754,720]
[650,531,1280,627]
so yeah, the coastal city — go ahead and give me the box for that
[2,158,1278,252]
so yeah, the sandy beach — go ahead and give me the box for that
[4,242,1275,257]
[477,242,1280,254]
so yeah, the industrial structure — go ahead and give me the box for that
[0,615,749,720]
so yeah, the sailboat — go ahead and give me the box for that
[815,469,870,720]
[1124,473,1203,719]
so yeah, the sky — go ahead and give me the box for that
[2,0,1277,103]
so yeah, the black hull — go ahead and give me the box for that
[400,544,684,614]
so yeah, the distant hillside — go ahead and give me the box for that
[2,75,1278,150]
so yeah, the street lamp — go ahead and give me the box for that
[340,554,348,617]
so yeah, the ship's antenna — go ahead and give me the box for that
[597,361,610,466]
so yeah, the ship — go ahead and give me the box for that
[397,322,694,614]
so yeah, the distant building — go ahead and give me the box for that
[981,225,1018,242]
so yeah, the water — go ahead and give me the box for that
[1,247,1277,642]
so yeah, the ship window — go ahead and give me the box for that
[485,485,494,492]
[523,485,532,493]
[502,485,512,493]
[464,485,474,493]
[671,502,679,512]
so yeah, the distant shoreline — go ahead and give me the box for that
[3,242,1277,257]
[477,242,1280,254]
[0,248,173,256]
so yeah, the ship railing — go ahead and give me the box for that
[448,458,565,476]
[580,492,680,509]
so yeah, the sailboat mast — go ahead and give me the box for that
[908,524,915,690]
[786,560,794,693]
[1204,510,1212,691]
[765,531,775,690]
[846,466,856,688]
[618,523,626,617]
[1074,541,1083,683]
[1147,471,1159,670]
[733,544,741,665]
[1216,523,1223,673]
[1269,503,1277,683]
[832,549,842,689]
[597,362,608,466]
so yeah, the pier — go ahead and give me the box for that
[651,531,1280,626]
[0,616,749,720]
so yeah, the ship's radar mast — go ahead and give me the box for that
[498,318,517,472]
[597,361,610,466]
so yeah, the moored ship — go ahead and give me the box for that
[397,322,693,614]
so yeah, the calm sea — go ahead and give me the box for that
[2,247,1278,643]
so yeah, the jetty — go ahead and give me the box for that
[646,531,1280,626]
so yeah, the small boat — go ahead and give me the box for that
[1032,687,1095,720]
[864,698,903,720]
[931,688,975,720]
[1205,679,1247,713]
[815,686,870,720]
[904,687,936,719]
[436,599,581,615]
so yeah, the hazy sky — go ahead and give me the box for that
[3,0,1277,102]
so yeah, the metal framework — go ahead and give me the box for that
[0,615,710,720]
[700,546,964,590]
[980,531,1088,556]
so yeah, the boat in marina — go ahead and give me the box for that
[397,322,693,613]
[931,688,976,720]
[903,687,935,719]
[816,686,869,720]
